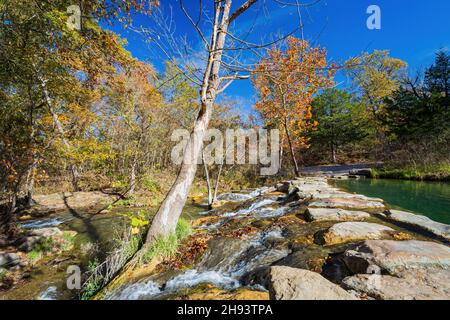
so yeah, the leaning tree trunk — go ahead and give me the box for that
[146,101,213,242]
[145,0,234,245]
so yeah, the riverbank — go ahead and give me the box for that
[370,164,450,181]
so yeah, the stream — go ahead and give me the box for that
[334,179,450,224]
[4,177,446,300]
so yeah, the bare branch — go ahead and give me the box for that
[179,0,209,49]
[228,0,259,24]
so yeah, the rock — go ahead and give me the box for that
[280,187,307,204]
[349,169,372,177]
[268,266,357,300]
[29,227,63,238]
[305,208,370,222]
[17,227,65,252]
[312,193,384,202]
[191,215,222,227]
[343,240,450,276]
[18,236,42,252]
[0,252,21,268]
[308,198,385,211]
[384,209,450,241]
[216,193,252,202]
[319,222,395,245]
[342,269,450,300]
[179,286,269,300]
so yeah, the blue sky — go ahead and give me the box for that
[106,0,450,115]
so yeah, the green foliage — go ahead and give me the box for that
[175,218,193,240]
[140,218,192,264]
[371,163,450,181]
[0,268,7,281]
[310,89,369,162]
[61,231,76,251]
[143,177,159,193]
[80,259,102,300]
[27,250,43,263]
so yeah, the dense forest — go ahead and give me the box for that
[0,0,449,301]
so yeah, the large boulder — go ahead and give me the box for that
[343,269,450,300]
[384,210,450,241]
[305,208,370,222]
[342,240,450,300]
[343,240,450,276]
[0,252,21,268]
[268,266,357,300]
[319,222,395,245]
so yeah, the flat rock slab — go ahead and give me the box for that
[385,209,450,241]
[308,198,385,211]
[31,191,116,214]
[305,208,370,222]
[269,266,357,300]
[343,269,450,300]
[320,222,394,245]
[343,240,450,275]
[312,193,384,202]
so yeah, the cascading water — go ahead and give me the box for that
[105,189,294,300]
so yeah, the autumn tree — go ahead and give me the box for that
[345,50,407,121]
[0,0,157,236]
[253,37,335,176]
[105,61,162,195]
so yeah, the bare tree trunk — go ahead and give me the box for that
[146,101,214,242]
[25,162,37,207]
[129,160,137,196]
[145,0,236,245]
[202,150,213,208]
[331,143,337,164]
[283,121,300,177]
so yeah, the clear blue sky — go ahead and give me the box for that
[106,0,450,115]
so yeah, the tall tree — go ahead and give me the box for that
[310,89,368,163]
[253,37,335,176]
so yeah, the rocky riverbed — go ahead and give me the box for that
[100,176,450,300]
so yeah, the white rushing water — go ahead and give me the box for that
[222,198,277,218]
[106,189,292,300]
[21,217,67,229]
[37,286,58,300]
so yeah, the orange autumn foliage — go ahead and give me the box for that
[253,37,336,153]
